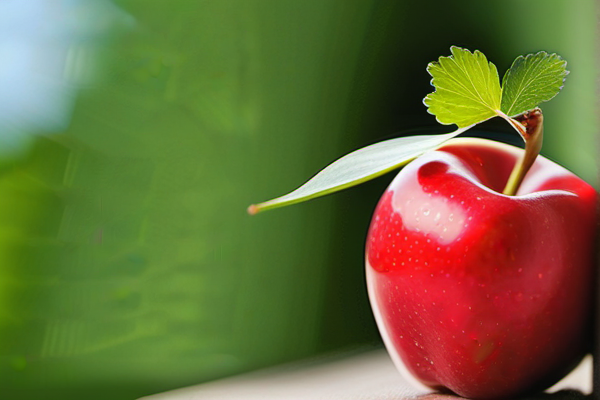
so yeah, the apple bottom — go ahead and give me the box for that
[367,259,590,399]
[365,139,597,399]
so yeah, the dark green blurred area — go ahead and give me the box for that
[0,1,596,399]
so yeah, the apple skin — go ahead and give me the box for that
[366,138,598,399]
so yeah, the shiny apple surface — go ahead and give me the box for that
[366,138,597,399]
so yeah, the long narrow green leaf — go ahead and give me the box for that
[248,127,471,214]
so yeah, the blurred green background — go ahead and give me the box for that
[0,1,596,399]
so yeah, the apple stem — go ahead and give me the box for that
[500,108,544,196]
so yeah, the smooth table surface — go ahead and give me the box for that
[140,349,592,400]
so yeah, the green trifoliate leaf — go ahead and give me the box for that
[500,51,568,117]
[248,127,472,214]
[424,46,502,128]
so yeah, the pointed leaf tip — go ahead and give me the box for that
[248,127,471,213]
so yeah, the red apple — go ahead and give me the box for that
[366,137,597,399]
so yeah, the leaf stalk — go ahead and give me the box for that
[500,108,544,196]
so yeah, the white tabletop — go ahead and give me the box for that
[140,348,592,400]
